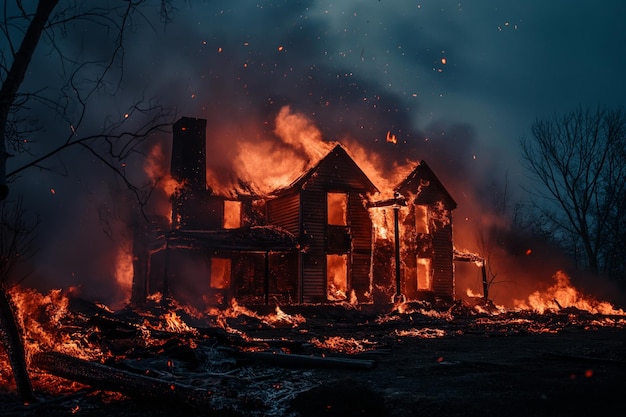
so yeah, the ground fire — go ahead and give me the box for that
[1,110,625,416]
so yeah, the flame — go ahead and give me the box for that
[213,298,306,329]
[514,271,625,315]
[394,328,446,338]
[143,141,183,223]
[9,287,104,361]
[159,311,198,334]
[386,130,397,144]
[309,336,375,354]
[466,288,482,298]
[114,238,134,303]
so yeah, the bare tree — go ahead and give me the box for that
[520,106,626,281]
[0,1,176,402]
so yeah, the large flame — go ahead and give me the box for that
[114,238,134,304]
[514,271,625,315]
[143,141,183,223]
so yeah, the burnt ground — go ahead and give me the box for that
[2,300,626,417]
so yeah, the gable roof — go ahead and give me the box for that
[395,160,457,209]
[272,144,379,195]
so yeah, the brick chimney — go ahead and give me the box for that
[171,117,207,190]
[170,117,224,230]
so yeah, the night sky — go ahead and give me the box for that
[7,1,626,306]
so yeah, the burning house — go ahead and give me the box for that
[132,116,458,308]
[266,144,379,304]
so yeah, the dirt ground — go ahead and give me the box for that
[2,301,626,417]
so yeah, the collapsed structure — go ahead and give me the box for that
[132,117,457,308]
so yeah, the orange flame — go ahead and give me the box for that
[114,238,134,303]
[143,141,183,223]
[514,271,626,315]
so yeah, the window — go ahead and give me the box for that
[327,192,348,225]
[210,257,231,289]
[417,257,432,290]
[415,204,429,234]
[327,254,348,301]
[223,200,241,229]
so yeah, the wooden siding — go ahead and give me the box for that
[394,161,457,302]
[266,192,303,301]
[349,193,373,300]
[266,192,300,235]
[300,189,326,302]
[431,220,454,300]
[295,147,376,303]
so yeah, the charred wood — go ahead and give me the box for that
[31,352,219,411]
[0,287,35,402]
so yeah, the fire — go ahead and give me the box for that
[143,141,184,222]
[213,298,306,329]
[114,239,134,302]
[226,106,335,196]
[309,336,375,354]
[394,328,445,338]
[158,311,198,335]
[9,287,104,361]
[386,130,397,144]
[514,270,625,315]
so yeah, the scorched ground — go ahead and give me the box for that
[1,290,625,417]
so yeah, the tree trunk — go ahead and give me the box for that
[0,0,60,403]
[0,286,36,402]
[0,0,60,190]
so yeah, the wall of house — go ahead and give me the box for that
[298,151,375,303]
[430,209,455,301]
[348,192,374,301]
[266,191,302,301]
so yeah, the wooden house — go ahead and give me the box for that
[394,161,457,302]
[266,144,378,303]
[132,117,299,308]
[132,117,457,308]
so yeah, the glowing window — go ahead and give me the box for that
[327,192,348,225]
[223,200,241,229]
[210,257,231,289]
[327,254,348,301]
[415,205,429,234]
[417,257,432,290]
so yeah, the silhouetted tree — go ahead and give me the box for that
[520,106,626,283]
[0,1,175,402]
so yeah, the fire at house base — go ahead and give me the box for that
[1,289,625,417]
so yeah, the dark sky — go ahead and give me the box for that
[5,1,626,306]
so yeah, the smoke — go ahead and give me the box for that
[10,1,621,308]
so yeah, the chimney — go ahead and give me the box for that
[171,117,207,191]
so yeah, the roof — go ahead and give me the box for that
[395,160,457,209]
[272,144,379,196]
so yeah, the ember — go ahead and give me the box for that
[2,112,625,417]
[2,285,626,417]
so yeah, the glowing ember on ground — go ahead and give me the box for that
[394,328,446,338]
[309,336,375,354]
[213,298,306,328]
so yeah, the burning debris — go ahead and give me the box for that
[2,114,626,417]
[1,277,625,416]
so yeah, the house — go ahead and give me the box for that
[131,117,458,308]
[132,117,299,308]
[266,144,379,304]
[395,162,457,302]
